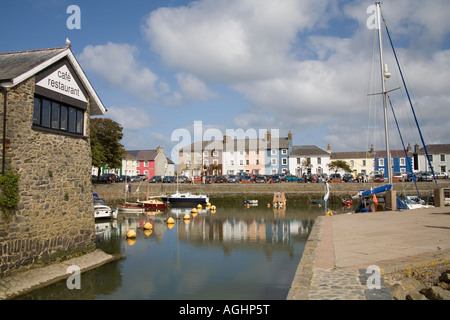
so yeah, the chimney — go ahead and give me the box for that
[414,143,419,154]
[370,144,374,153]
[156,146,163,153]
[266,131,271,142]
[288,131,292,141]
[327,144,331,154]
[407,143,411,153]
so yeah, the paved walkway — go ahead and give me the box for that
[0,249,122,300]
[287,206,450,300]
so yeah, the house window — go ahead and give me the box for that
[271,149,277,156]
[271,158,277,166]
[317,157,321,165]
[213,151,218,157]
[282,158,287,165]
[400,158,406,166]
[379,159,384,167]
[33,96,84,135]
[441,154,445,161]
[282,149,287,155]
[255,159,259,165]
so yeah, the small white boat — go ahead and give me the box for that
[94,194,117,219]
[117,203,146,214]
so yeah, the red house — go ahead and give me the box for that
[127,147,170,178]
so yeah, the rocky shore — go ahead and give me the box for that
[384,259,450,300]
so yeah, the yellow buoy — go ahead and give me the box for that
[206,202,211,208]
[143,222,153,230]
[327,210,333,216]
[183,214,191,220]
[211,205,216,210]
[191,208,198,213]
[126,229,136,238]
[167,217,175,224]
[126,238,136,246]
[197,204,202,210]
[144,229,152,236]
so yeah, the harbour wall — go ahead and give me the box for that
[93,180,450,204]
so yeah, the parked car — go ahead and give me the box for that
[392,172,404,182]
[227,175,240,183]
[342,173,354,183]
[254,175,267,183]
[99,173,117,183]
[285,174,300,182]
[177,175,189,183]
[148,176,162,183]
[163,176,175,183]
[269,175,281,183]
[215,176,228,183]
[205,176,216,184]
[373,174,385,183]
[241,176,254,183]
[329,173,342,182]
[436,172,448,179]
[417,172,433,181]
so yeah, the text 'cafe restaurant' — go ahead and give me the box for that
[0,44,107,278]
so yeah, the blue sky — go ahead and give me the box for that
[2,0,450,161]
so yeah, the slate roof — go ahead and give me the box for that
[290,145,330,157]
[418,144,450,154]
[0,46,106,116]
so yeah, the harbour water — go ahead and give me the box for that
[18,198,348,300]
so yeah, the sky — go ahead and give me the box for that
[1,0,450,161]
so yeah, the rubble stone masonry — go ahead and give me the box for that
[0,77,96,278]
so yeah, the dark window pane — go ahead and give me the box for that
[51,102,60,129]
[41,99,51,127]
[76,110,83,134]
[33,98,41,125]
[60,106,68,131]
[68,107,76,133]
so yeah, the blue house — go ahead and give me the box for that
[264,131,293,175]
[374,149,414,177]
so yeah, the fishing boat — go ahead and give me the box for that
[273,192,286,208]
[353,2,437,212]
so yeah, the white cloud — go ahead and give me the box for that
[141,0,450,149]
[142,0,331,82]
[105,106,151,131]
[165,73,216,106]
[78,42,160,102]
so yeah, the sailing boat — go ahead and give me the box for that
[354,2,436,212]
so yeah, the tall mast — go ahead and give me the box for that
[376,2,392,185]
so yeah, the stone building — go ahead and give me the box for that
[0,46,106,278]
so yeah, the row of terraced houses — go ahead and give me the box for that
[107,131,450,179]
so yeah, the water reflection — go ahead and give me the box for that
[19,202,333,300]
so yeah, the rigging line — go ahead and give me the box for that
[381,12,439,188]
[387,94,421,198]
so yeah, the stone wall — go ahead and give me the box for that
[0,77,96,278]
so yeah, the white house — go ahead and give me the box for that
[289,145,331,176]
[417,144,450,176]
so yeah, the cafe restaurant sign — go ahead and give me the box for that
[36,61,88,108]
